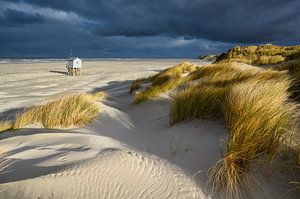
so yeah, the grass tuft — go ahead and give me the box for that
[0,121,14,133]
[275,59,300,100]
[211,80,298,197]
[0,92,106,133]
[130,62,197,103]
[209,154,251,199]
[170,85,228,124]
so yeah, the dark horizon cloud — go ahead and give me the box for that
[0,0,300,58]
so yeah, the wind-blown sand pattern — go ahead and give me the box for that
[0,149,205,199]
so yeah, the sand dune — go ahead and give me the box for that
[0,149,206,199]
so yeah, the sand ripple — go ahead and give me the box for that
[0,149,206,199]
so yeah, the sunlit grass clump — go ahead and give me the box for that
[0,92,106,133]
[276,59,300,100]
[168,62,298,197]
[216,44,300,66]
[170,62,288,124]
[130,62,197,103]
[255,55,285,65]
[0,121,14,133]
[210,80,298,198]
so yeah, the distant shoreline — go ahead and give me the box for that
[0,58,206,64]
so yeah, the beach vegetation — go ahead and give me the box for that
[215,44,300,66]
[167,62,298,198]
[0,121,14,133]
[0,92,106,133]
[130,62,197,103]
[209,80,298,198]
[275,59,300,100]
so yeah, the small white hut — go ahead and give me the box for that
[66,57,82,76]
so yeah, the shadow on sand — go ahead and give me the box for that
[0,107,26,121]
[0,128,95,184]
[49,70,68,75]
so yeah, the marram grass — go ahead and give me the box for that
[209,80,298,198]
[276,59,300,100]
[0,121,13,133]
[170,62,289,124]
[187,62,287,86]
[170,85,229,125]
[215,44,300,65]
[168,62,298,198]
[130,62,197,103]
[0,92,106,133]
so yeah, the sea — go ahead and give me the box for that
[0,57,205,64]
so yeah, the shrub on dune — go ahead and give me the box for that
[130,62,197,103]
[0,92,106,133]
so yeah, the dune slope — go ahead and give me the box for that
[0,149,205,199]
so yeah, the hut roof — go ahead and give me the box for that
[67,57,80,61]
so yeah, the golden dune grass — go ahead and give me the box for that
[0,92,106,133]
[276,59,300,100]
[170,63,288,124]
[130,62,197,103]
[188,62,286,85]
[0,121,13,133]
[215,44,300,65]
[255,55,285,65]
[209,80,298,198]
[167,62,298,197]
[170,85,228,124]
[130,76,155,93]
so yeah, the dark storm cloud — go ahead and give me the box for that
[2,8,44,24]
[4,0,300,43]
[0,0,299,57]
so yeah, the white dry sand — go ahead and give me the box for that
[1,149,204,199]
[0,59,298,199]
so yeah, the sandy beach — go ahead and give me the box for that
[0,59,298,199]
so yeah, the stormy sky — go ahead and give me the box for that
[0,0,299,58]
